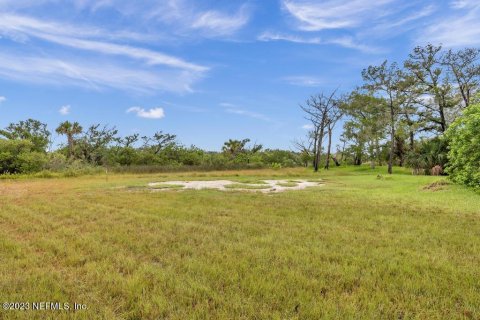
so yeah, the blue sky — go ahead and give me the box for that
[0,0,479,150]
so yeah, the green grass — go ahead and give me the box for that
[0,166,479,319]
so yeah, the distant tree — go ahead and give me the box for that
[292,138,313,167]
[0,119,51,152]
[55,121,83,158]
[340,92,388,168]
[122,133,140,148]
[77,124,119,164]
[142,131,177,154]
[324,97,344,169]
[404,44,459,133]
[443,47,480,108]
[300,91,338,172]
[222,139,250,158]
[362,61,406,174]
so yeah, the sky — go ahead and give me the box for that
[0,0,479,151]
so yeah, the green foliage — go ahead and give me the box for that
[446,102,480,188]
[0,119,51,152]
[405,137,448,175]
[0,139,47,174]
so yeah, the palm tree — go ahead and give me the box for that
[222,139,249,158]
[56,121,83,158]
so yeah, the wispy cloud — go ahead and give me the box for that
[0,11,207,93]
[0,52,201,93]
[258,31,381,53]
[59,105,70,115]
[282,76,323,87]
[278,0,438,52]
[191,6,250,36]
[220,102,275,123]
[0,96,6,103]
[148,1,251,37]
[302,124,314,130]
[0,13,207,72]
[127,107,165,119]
[282,0,396,31]
[418,3,480,47]
[450,0,479,9]
[258,31,321,44]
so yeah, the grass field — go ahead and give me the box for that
[0,166,479,319]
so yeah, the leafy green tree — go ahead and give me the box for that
[76,124,119,165]
[222,139,250,158]
[340,92,388,168]
[0,119,51,152]
[404,44,459,133]
[445,102,480,188]
[362,61,407,174]
[142,131,177,154]
[55,121,83,158]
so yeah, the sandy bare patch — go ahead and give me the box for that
[147,179,323,193]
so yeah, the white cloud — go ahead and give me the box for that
[59,105,71,115]
[450,0,479,9]
[282,76,323,87]
[191,6,250,36]
[148,1,250,37]
[225,108,273,122]
[258,31,380,53]
[220,102,274,123]
[258,31,321,44]
[282,0,395,31]
[418,4,480,47]
[302,124,314,130]
[127,107,165,119]
[0,52,201,93]
[0,13,207,72]
[327,36,383,54]
[0,96,5,103]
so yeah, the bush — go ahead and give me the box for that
[0,139,47,174]
[445,102,480,189]
[405,137,448,175]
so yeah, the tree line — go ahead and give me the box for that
[297,44,480,188]
[0,119,303,175]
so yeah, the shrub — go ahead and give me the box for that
[0,139,47,174]
[445,102,480,189]
[405,137,448,175]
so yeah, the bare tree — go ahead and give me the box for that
[324,98,344,169]
[300,91,337,172]
[292,137,313,167]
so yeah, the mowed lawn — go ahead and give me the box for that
[0,167,479,319]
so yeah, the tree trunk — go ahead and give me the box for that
[333,157,340,166]
[409,131,414,150]
[439,94,447,132]
[324,127,332,170]
[312,133,318,168]
[314,126,324,172]
[388,104,395,174]
[67,134,74,158]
